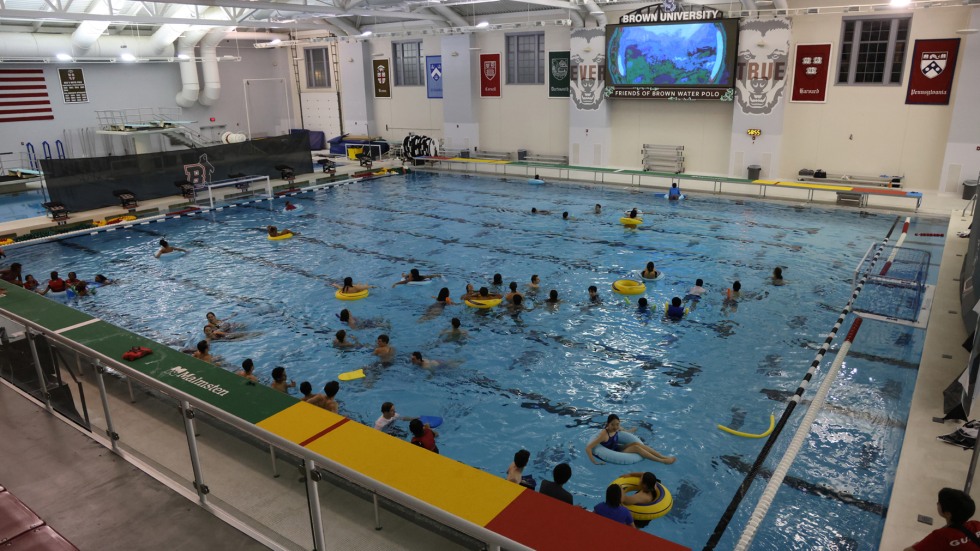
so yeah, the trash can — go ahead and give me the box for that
[964,180,979,200]
[747,165,762,180]
[517,149,527,161]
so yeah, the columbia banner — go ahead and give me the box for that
[906,38,959,105]
[548,51,570,98]
[480,53,501,98]
[790,44,830,103]
[373,59,391,98]
[426,56,443,99]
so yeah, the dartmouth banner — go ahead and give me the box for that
[373,59,391,98]
[548,51,570,98]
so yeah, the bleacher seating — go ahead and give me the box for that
[0,489,78,550]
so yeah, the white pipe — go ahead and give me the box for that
[430,5,469,28]
[582,0,607,27]
[149,6,195,55]
[0,34,175,58]
[223,31,290,41]
[199,26,235,106]
[568,9,585,28]
[323,18,360,37]
[772,0,789,9]
[175,28,209,107]
[71,0,112,54]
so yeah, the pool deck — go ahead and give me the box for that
[0,161,975,549]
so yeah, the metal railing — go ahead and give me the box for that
[0,307,529,551]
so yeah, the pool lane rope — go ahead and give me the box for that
[702,215,902,551]
[734,317,864,551]
[879,217,910,277]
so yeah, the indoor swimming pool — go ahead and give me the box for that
[8,172,949,550]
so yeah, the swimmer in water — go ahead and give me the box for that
[373,334,396,363]
[460,283,480,301]
[420,288,455,321]
[527,274,541,294]
[337,308,389,330]
[588,285,602,305]
[267,225,295,238]
[392,268,442,287]
[666,297,685,320]
[722,281,742,315]
[440,317,468,341]
[333,277,373,294]
[626,208,640,219]
[333,329,360,349]
[772,267,786,286]
[270,366,296,393]
[544,289,561,308]
[504,282,523,304]
[236,358,258,382]
[531,207,552,215]
[640,262,660,280]
[410,351,441,369]
[284,201,298,211]
[562,211,570,220]
[192,340,217,365]
[94,274,114,286]
[155,239,187,258]
[203,325,257,342]
[594,204,602,214]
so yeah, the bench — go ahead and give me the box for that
[799,171,902,188]
[524,154,568,165]
[472,150,511,161]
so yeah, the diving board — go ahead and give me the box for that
[0,280,689,551]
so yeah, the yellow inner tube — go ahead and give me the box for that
[613,476,673,521]
[718,414,775,439]
[335,289,369,301]
[267,232,294,241]
[0,238,13,246]
[620,217,642,226]
[612,280,646,295]
[465,298,502,309]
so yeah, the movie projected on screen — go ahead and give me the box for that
[605,6,738,100]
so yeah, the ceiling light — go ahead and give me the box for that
[475,21,489,28]
[177,53,190,59]
[269,38,282,45]
[889,0,910,6]
[120,53,136,62]
[359,30,373,37]
[55,53,72,61]
[956,28,979,34]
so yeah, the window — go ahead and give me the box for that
[304,47,331,88]
[837,17,910,85]
[506,33,545,84]
[393,41,423,86]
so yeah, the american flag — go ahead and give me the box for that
[0,68,53,124]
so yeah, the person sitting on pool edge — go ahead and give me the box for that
[270,366,296,393]
[585,414,676,465]
[154,239,188,258]
[594,484,634,528]
[392,268,441,287]
[334,277,373,294]
[506,449,536,489]
[192,340,216,365]
[539,463,574,505]
[409,418,439,453]
[666,297,686,320]
[267,225,296,238]
[668,183,682,200]
[904,488,980,551]
[299,381,327,408]
[641,262,660,280]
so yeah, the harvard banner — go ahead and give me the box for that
[790,44,831,103]
[480,53,501,98]
[906,38,960,105]
[426,56,442,99]
[548,51,570,98]
[373,59,391,98]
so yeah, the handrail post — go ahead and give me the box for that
[180,400,209,505]
[304,459,326,550]
[92,360,119,452]
[26,329,52,412]
[269,444,279,478]
[373,494,382,530]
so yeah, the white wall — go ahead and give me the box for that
[367,36,444,141]
[780,7,971,186]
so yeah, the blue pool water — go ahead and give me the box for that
[9,173,948,550]
[0,189,46,222]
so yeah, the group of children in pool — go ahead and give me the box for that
[0,262,113,298]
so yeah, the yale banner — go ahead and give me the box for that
[373,59,391,98]
[426,55,443,99]
[548,51,570,98]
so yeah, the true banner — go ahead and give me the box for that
[548,51,570,98]
[373,59,391,98]
[906,38,960,105]
[480,53,501,98]
[790,44,831,103]
[426,56,442,99]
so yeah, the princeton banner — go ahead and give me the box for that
[790,44,831,103]
[906,38,960,105]
[426,55,443,99]
[480,53,501,97]
[548,51,570,98]
[373,59,391,98]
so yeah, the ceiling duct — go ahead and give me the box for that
[71,0,112,54]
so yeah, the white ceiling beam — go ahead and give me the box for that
[0,8,329,29]
[128,0,450,21]
[508,0,578,9]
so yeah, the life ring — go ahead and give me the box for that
[612,280,646,295]
[620,217,642,227]
[94,215,137,227]
[465,298,502,309]
[528,178,545,185]
[613,476,673,521]
[335,289,369,301]
[407,279,434,286]
[283,205,304,214]
[639,271,665,281]
[0,238,13,246]
[592,431,644,464]
[268,232,294,241]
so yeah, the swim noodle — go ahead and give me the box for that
[613,476,673,521]
[465,298,502,309]
[335,289,369,301]
[717,414,775,439]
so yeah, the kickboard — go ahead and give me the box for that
[338,369,365,381]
